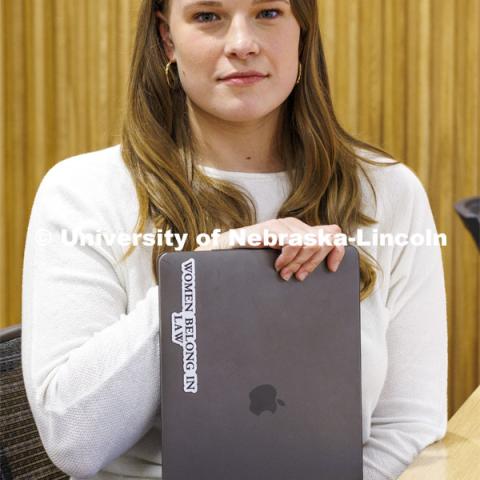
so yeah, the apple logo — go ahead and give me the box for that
[249,384,286,415]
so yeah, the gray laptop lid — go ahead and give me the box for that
[157,245,362,480]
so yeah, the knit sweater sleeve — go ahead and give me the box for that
[21,158,161,478]
[362,164,448,479]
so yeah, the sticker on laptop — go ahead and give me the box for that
[171,258,198,393]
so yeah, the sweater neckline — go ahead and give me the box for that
[197,163,289,180]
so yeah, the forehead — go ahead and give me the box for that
[176,0,290,7]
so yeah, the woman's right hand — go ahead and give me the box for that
[194,217,345,281]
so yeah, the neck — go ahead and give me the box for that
[187,100,286,173]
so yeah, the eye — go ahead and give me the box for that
[192,9,282,24]
[258,9,282,19]
[193,12,219,23]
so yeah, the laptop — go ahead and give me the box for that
[157,245,363,480]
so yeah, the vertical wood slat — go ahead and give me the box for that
[87,0,97,151]
[0,0,478,418]
[118,0,138,140]
[118,0,133,135]
[405,0,430,180]
[332,0,360,136]
[4,0,26,326]
[53,0,69,160]
[430,0,457,413]
[25,0,55,214]
[317,0,336,93]
[97,0,109,149]
[358,0,383,146]
[109,0,119,143]
[0,0,6,326]
[71,1,88,151]
[383,0,407,162]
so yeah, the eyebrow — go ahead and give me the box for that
[184,0,290,7]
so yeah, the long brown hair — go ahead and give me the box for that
[121,0,399,301]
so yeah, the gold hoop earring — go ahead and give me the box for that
[296,61,302,85]
[165,60,177,89]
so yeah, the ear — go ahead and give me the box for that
[156,11,175,61]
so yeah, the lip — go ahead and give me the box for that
[219,70,267,80]
[219,75,268,86]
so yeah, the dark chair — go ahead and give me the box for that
[0,323,68,479]
[455,196,480,251]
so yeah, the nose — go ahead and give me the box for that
[223,15,260,59]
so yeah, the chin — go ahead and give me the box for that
[218,110,269,123]
[210,100,282,123]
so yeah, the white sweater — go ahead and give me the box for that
[21,144,448,480]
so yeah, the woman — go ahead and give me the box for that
[21,0,448,479]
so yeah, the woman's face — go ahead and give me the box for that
[157,0,301,122]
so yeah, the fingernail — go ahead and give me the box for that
[282,270,292,281]
[332,261,339,272]
[297,271,308,281]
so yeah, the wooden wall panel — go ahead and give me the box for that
[0,0,478,417]
[318,0,479,417]
[0,0,142,325]
[452,0,480,411]
[3,0,27,334]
